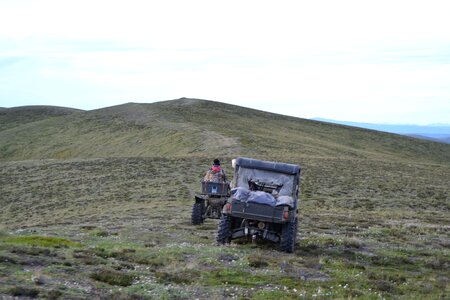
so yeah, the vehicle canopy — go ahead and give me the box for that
[233,157,301,207]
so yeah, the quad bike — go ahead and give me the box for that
[191,181,230,225]
[216,157,301,253]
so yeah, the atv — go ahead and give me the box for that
[216,157,301,252]
[191,180,230,225]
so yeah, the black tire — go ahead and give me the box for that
[191,202,204,225]
[281,217,298,253]
[216,216,232,244]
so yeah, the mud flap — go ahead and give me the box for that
[195,196,206,205]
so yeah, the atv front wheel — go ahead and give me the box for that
[191,202,204,225]
[216,216,232,244]
[280,217,298,253]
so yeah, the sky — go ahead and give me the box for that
[0,0,449,125]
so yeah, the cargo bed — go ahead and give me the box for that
[230,199,293,223]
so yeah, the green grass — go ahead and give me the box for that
[1,235,81,248]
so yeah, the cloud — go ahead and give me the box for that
[0,1,450,124]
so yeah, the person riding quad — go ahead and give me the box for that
[204,159,227,183]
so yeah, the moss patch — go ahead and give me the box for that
[1,235,80,248]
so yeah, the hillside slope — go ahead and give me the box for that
[0,105,83,131]
[0,98,449,164]
[1,99,449,299]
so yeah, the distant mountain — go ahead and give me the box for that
[312,118,450,144]
[406,134,447,143]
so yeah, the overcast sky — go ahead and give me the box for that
[1,0,449,125]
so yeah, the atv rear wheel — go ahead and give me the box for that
[216,216,232,244]
[191,202,205,225]
[280,217,297,253]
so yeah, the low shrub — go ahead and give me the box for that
[90,268,135,286]
[8,286,40,298]
[248,255,269,268]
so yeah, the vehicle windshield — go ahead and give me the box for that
[235,167,296,197]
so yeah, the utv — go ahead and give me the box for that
[191,181,230,225]
[216,157,301,253]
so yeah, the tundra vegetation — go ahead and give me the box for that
[0,99,449,299]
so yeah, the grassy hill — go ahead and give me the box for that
[0,99,449,299]
[1,98,449,163]
[0,105,83,132]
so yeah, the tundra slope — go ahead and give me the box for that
[0,156,448,299]
[1,98,449,163]
[0,98,449,299]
